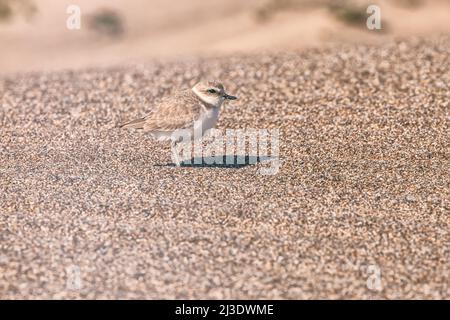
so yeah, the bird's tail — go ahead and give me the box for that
[119,117,145,129]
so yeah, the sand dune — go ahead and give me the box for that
[0,0,449,74]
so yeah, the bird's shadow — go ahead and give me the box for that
[156,155,274,168]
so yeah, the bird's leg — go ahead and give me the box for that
[171,140,181,167]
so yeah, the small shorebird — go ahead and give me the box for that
[120,81,237,166]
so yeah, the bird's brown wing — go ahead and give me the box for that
[144,91,202,131]
[120,90,202,131]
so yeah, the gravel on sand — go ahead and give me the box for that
[0,37,449,299]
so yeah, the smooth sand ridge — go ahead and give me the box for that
[1,0,450,74]
[0,37,449,299]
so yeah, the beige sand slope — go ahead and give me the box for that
[0,0,450,74]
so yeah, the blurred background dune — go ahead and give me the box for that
[0,0,449,74]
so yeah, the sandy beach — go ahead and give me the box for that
[0,36,448,299]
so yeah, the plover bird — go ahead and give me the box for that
[120,81,237,165]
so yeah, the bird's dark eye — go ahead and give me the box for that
[207,89,216,94]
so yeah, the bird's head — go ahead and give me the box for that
[192,81,237,107]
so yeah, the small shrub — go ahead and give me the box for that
[88,8,124,37]
[0,1,12,21]
[329,3,367,27]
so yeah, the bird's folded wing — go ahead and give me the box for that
[143,91,202,132]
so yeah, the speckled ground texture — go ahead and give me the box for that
[0,37,449,299]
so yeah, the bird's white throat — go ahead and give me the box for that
[194,106,220,137]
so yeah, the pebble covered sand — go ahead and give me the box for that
[0,37,448,299]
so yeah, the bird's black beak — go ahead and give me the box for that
[223,93,237,100]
